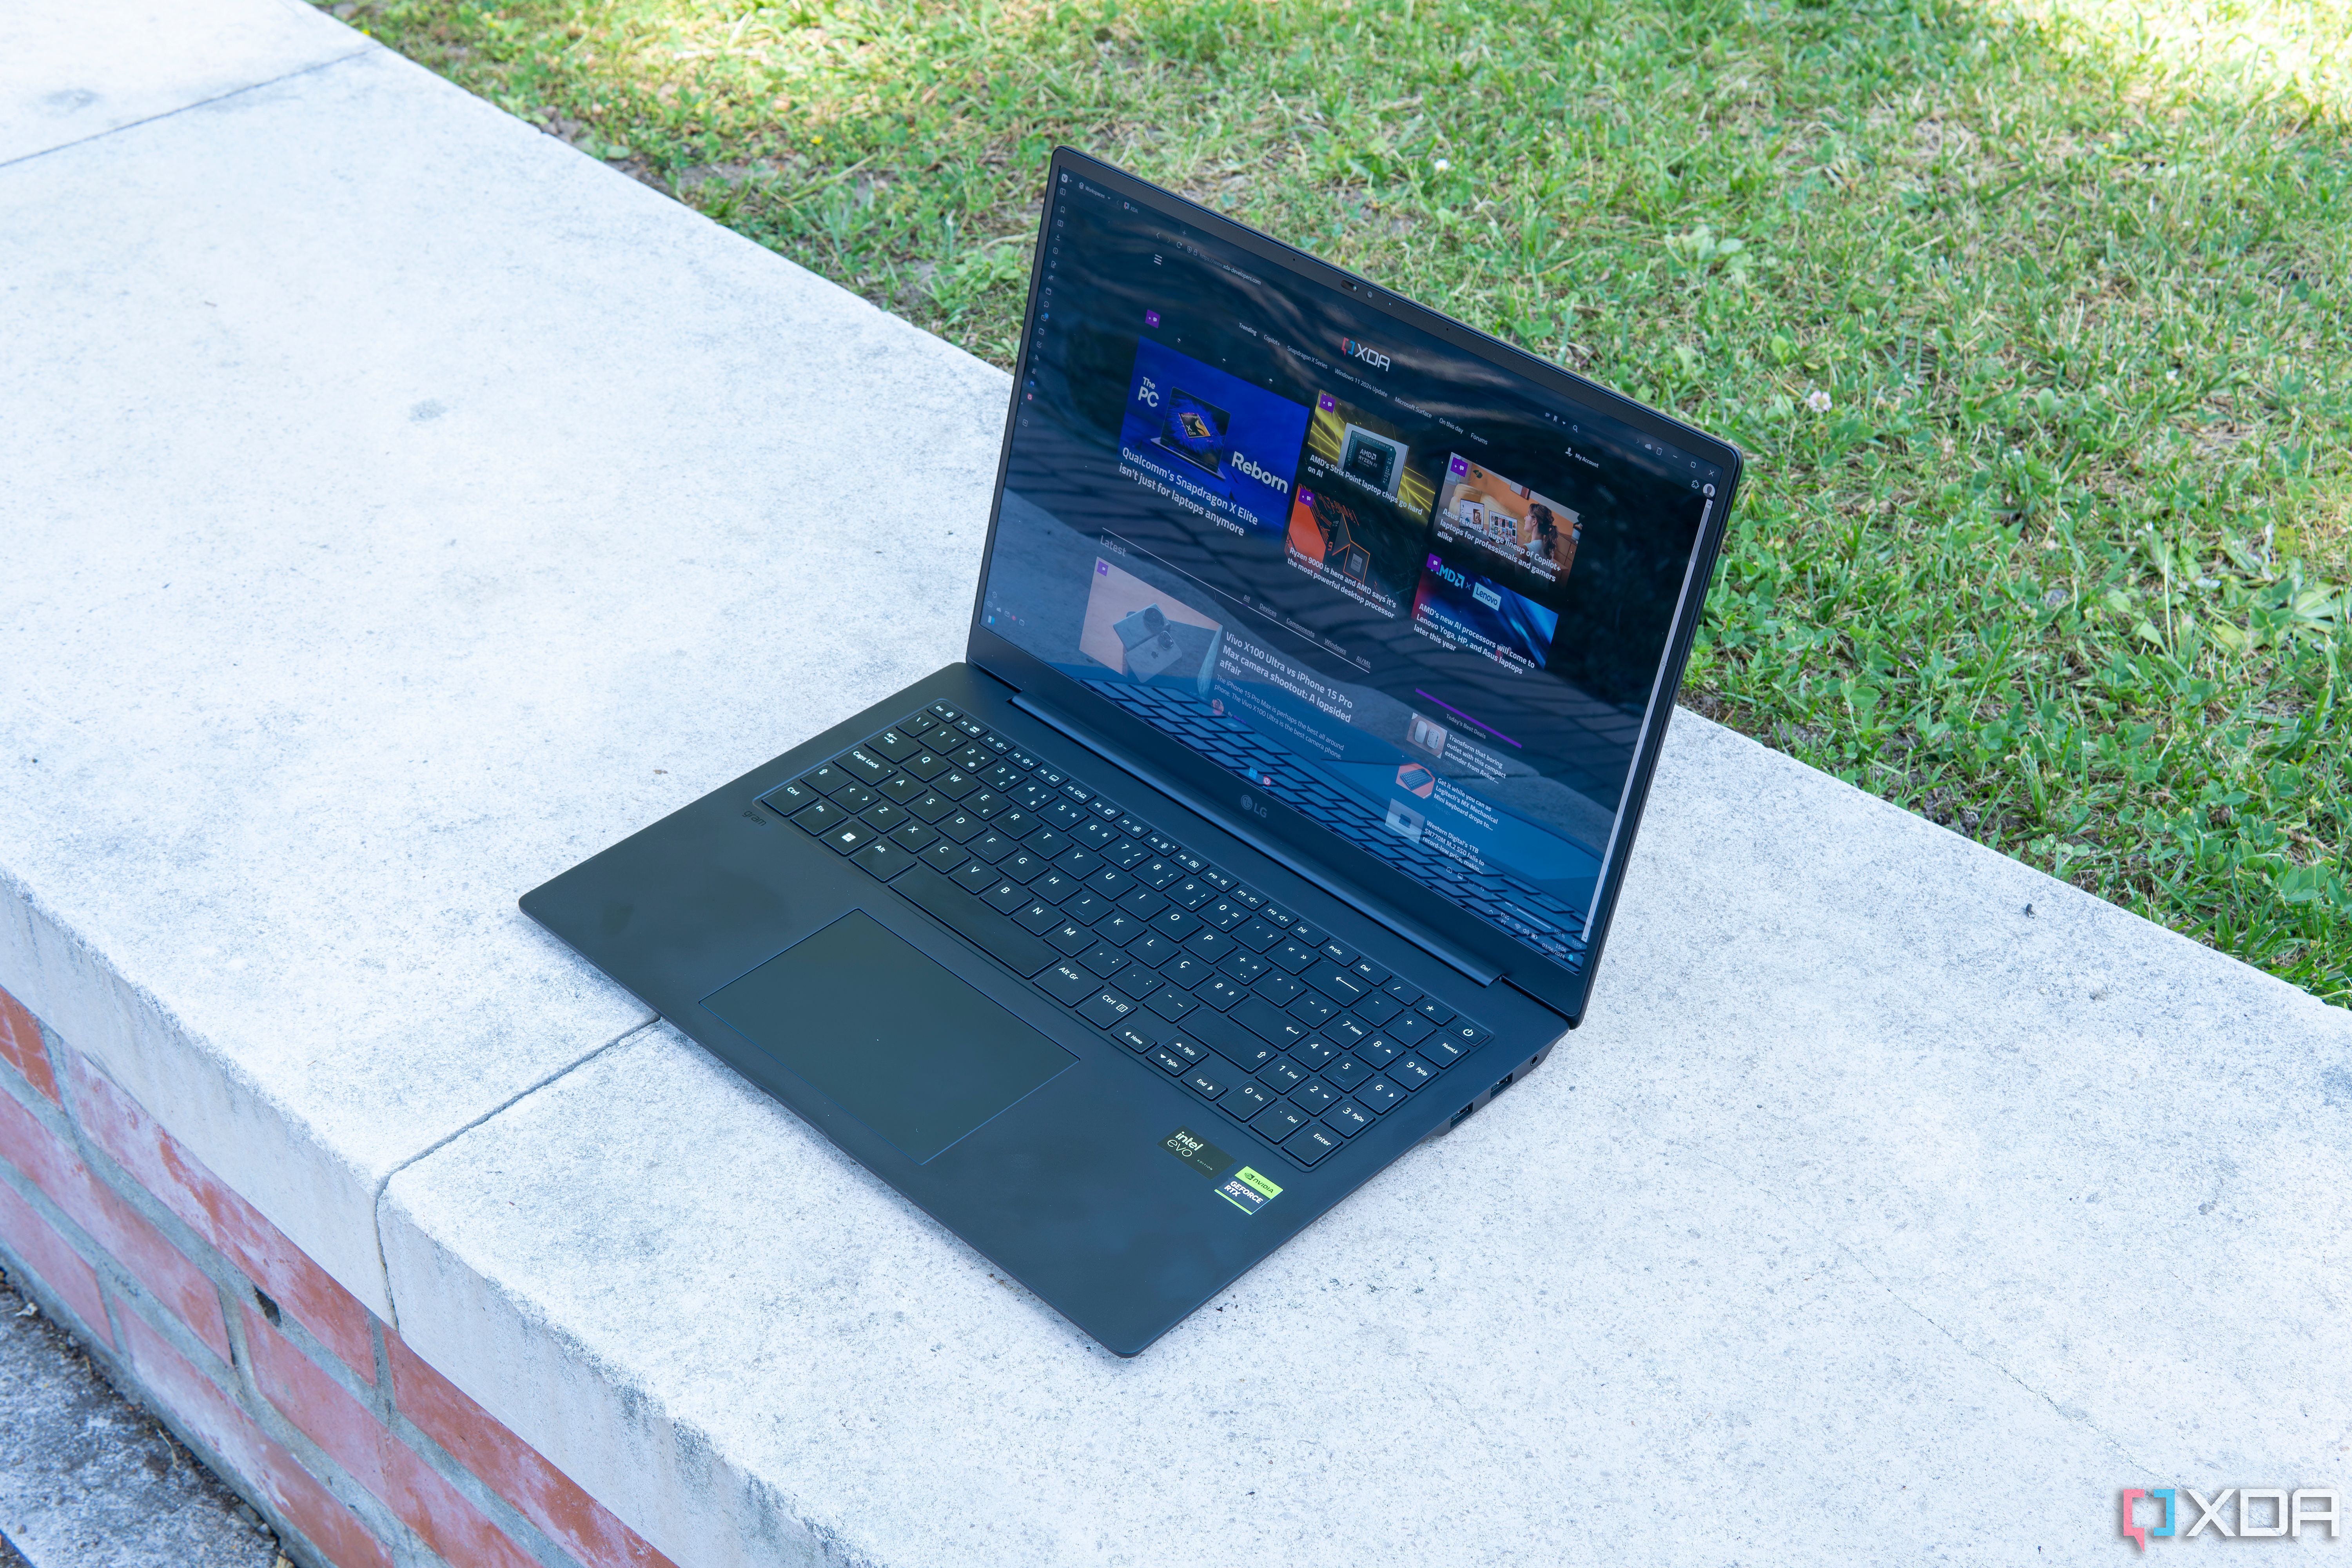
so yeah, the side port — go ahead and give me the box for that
[1425,1044,1552,1142]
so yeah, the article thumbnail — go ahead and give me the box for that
[1282,390,1442,617]
[1411,551,1562,673]
[1078,556,1226,698]
[1432,455,1580,583]
[1116,340,1312,535]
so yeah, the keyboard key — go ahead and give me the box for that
[1203,1027,1277,1073]
[1382,976,1423,1006]
[1420,1033,1468,1067]
[1200,867,1236,892]
[1357,1076,1406,1113]
[830,782,876,812]
[1348,956,1392,987]
[1136,859,1182,889]
[1072,819,1118,851]
[1028,870,1076,903]
[950,744,990,772]
[1356,1035,1403,1068]
[1105,838,1150,867]
[1161,1034,1208,1066]
[1148,1045,1189,1076]
[1149,908,1201,942]
[1118,966,1164,1000]
[821,820,874,856]
[1317,939,1356,965]
[1415,998,1457,1026]
[1231,887,1265,909]
[1084,867,1136,901]
[1201,898,1247,930]
[1390,1054,1439,1091]
[925,701,961,721]
[1326,1100,1373,1136]
[1232,998,1308,1049]
[1195,976,1248,1012]
[877,772,926,805]
[1077,989,1137,1029]
[1227,1081,1277,1118]
[1305,963,1367,1005]
[1325,1016,1372,1049]
[1047,921,1094,955]
[1052,846,1100,878]
[948,857,996,891]
[1387,1012,1435,1046]
[906,791,954,823]
[1262,905,1296,927]
[1116,887,1169,920]
[900,711,937,734]
[983,880,1029,914]
[1292,1078,1338,1114]
[1077,942,1130,978]
[1094,911,1147,946]
[890,822,940,855]
[763,779,819,814]
[1258,1058,1305,1093]
[789,799,845,835]
[1443,1019,1492,1050]
[965,831,1018,864]
[1283,1123,1342,1166]
[851,839,915,880]
[1254,973,1306,1007]
[1219,951,1269,985]
[860,802,908,833]
[1183,929,1236,963]
[1127,934,1183,968]
[902,749,949,780]
[802,763,851,795]
[933,769,980,800]
[1062,891,1114,925]
[1143,987,1197,1022]
[1169,878,1215,909]
[840,748,891,782]
[1291,1036,1339,1069]
[1233,918,1283,952]
[1252,1103,1310,1142]
[1287,993,1336,1028]
[1269,940,1319,974]
[1324,1054,1372,1092]
[1183,1069,1226,1100]
[1112,1022,1155,1053]
[999,850,1050,882]
[1349,993,1402,1026]
[1015,900,1061,934]
[1161,955,1215,990]
[935,810,984,843]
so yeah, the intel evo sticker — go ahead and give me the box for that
[1216,1166,1282,1216]
[1162,1126,1230,1178]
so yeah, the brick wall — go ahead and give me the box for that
[0,984,676,1568]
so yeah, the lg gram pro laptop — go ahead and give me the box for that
[523,149,1742,1356]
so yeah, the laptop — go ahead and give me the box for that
[522,148,1741,1356]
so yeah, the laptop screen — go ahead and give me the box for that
[978,162,1728,970]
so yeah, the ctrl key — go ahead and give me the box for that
[1076,989,1136,1029]
[1282,1123,1343,1166]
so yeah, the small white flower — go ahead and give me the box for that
[1805,388,1833,414]
[1432,158,1450,172]
[2165,370,2178,381]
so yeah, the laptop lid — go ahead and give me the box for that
[966,148,1741,1021]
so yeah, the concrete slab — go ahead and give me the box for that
[0,0,364,166]
[381,715,2352,1567]
[0,33,1009,1316]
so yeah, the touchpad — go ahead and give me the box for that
[701,911,1076,1164]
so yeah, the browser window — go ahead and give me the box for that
[981,172,1722,965]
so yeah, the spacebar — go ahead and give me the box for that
[892,866,1057,979]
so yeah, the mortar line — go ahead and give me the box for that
[0,44,378,173]
[367,1016,663,1332]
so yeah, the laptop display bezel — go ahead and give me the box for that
[965,147,1740,1021]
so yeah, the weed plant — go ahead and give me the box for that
[347,0,2352,1002]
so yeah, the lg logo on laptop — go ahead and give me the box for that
[1341,337,1390,371]
[2120,1487,2338,1548]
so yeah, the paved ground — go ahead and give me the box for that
[0,1270,281,1568]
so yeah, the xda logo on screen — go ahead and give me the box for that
[2119,1487,2337,1549]
[1341,337,1390,371]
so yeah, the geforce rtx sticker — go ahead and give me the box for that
[1216,1167,1282,1216]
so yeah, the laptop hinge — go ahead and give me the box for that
[1009,693,1504,986]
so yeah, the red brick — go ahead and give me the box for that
[387,1330,677,1568]
[0,1089,230,1362]
[0,985,58,1102]
[0,1172,114,1347]
[67,1050,374,1379]
[116,1294,392,1568]
[244,1305,541,1568]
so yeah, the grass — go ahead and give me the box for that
[341,0,2352,1004]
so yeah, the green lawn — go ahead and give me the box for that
[345,0,2352,1004]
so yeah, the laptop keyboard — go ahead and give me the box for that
[759,700,1494,1170]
